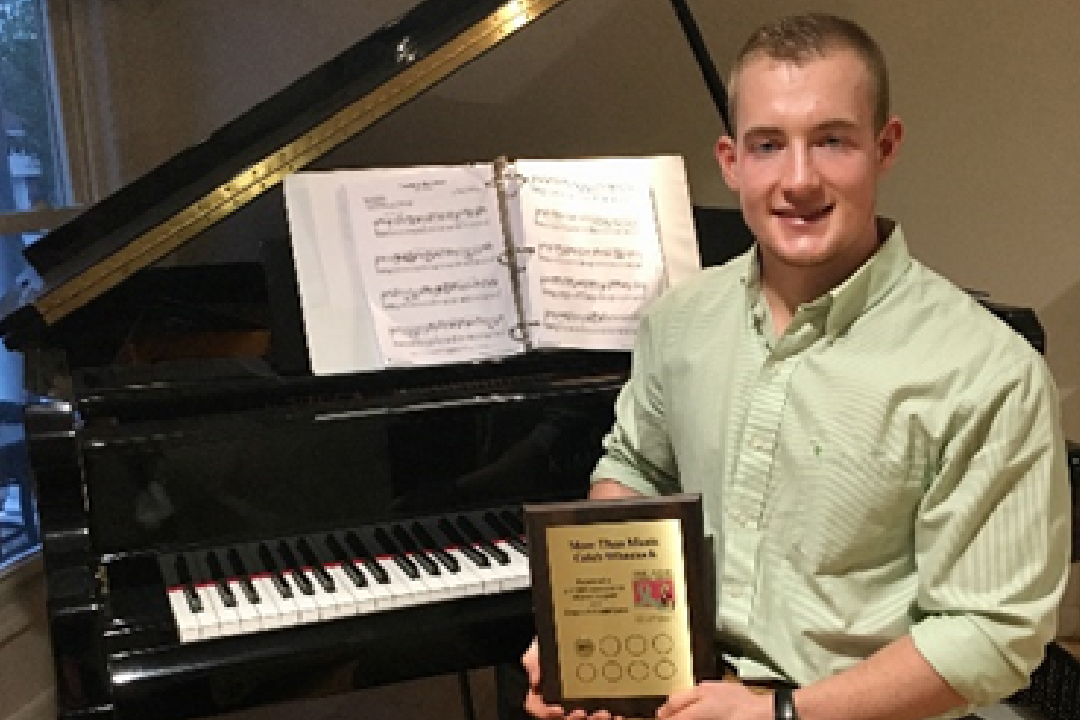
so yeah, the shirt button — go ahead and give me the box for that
[749,434,770,451]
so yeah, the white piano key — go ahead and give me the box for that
[287,572,323,623]
[444,547,496,595]
[252,575,301,629]
[356,561,395,610]
[407,553,455,602]
[468,544,521,592]
[376,556,435,609]
[494,540,531,591]
[166,587,203,643]
[299,566,350,620]
[202,582,243,637]
[325,564,377,615]
[191,583,225,640]
[228,579,264,633]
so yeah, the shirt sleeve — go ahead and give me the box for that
[591,307,682,497]
[910,355,1072,706]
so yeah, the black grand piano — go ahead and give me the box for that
[0,2,754,719]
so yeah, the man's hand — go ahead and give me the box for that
[657,681,773,720]
[521,638,627,720]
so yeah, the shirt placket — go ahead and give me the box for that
[722,311,821,628]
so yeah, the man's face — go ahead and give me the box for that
[716,49,902,277]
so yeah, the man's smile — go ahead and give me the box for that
[772,204,835,223]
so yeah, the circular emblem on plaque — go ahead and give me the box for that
[625,634,647,656]
[602,661,623,682]
[655,658,677,680]
[628,660,650,681]
[599,635,621,657]
[576,663,597,683]
[574,637,595,657]
[652,633,674,654]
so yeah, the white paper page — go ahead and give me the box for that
[283,172,383,375]
[513,158,667,350]
[645,155,701,286]
[340,164,522,367]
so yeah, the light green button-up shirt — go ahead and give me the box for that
[592,224,1071,709]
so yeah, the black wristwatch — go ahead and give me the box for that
[774,687,800,720]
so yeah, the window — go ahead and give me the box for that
[0,0,83,572]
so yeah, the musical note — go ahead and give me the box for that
[371,205,491,238]
[532,209,638,236]
[380,278,502,309]
[388,315,508,350]
[535,242,645,268]
[542,310,640,335]
[538,275,650,303]
[373,241,498,273]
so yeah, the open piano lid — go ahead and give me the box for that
[0,0,743,379]
[2,1,577,353]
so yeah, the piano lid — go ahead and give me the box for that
[0,0,733,361]
[10,0,574,331]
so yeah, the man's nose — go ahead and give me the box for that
[780,145,820,193]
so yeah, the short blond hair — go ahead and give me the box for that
[728,13,890,134]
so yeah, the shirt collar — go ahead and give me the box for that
[738,219,912,339]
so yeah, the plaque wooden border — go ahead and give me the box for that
[524,493,716,717]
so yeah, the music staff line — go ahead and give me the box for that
[374,241,498,273]
[388,316,508,348]
[379,278,502,310]
[371,205,492,239]
[533,208,639,236]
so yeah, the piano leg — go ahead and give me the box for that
[458,671,477,720]
[494,662,532,720]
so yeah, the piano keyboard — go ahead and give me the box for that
[161,509,532,644]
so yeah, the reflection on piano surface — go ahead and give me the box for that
[0,1,754,719]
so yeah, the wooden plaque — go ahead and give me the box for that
[524,494,716,717]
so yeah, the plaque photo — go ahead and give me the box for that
[524,494,716,718]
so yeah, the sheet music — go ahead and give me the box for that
[511,158,666,350]
[341,164,522,367]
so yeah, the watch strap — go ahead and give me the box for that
[774,687,800,720]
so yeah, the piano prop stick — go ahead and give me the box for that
[524,494,716,718]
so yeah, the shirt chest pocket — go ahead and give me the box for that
[780,443,928,575]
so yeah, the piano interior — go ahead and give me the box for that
[0,1,756,719]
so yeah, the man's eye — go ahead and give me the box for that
[820,136,844,148]
[750,140,778,154]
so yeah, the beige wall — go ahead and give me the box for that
[0,559,54,720]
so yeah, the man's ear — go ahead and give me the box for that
[876,115,904,172]
[715,135,740,192]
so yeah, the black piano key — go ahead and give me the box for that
[204,551,238,607]
[392,524,440,576]
[499,508,526,536]
[344,531,391,584]
[410,521,459,573]
[226,548,260,605]
[457,515,510,565]
[174,555,203,613]
[325,533,368,588]
[296,537,336,593]
[276,540,315,595]
[438,517,490,568]
[258,543,294,599]
[374,527,421,580]
[484,511,528,556]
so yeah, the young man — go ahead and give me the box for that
[522,13,1071,720]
